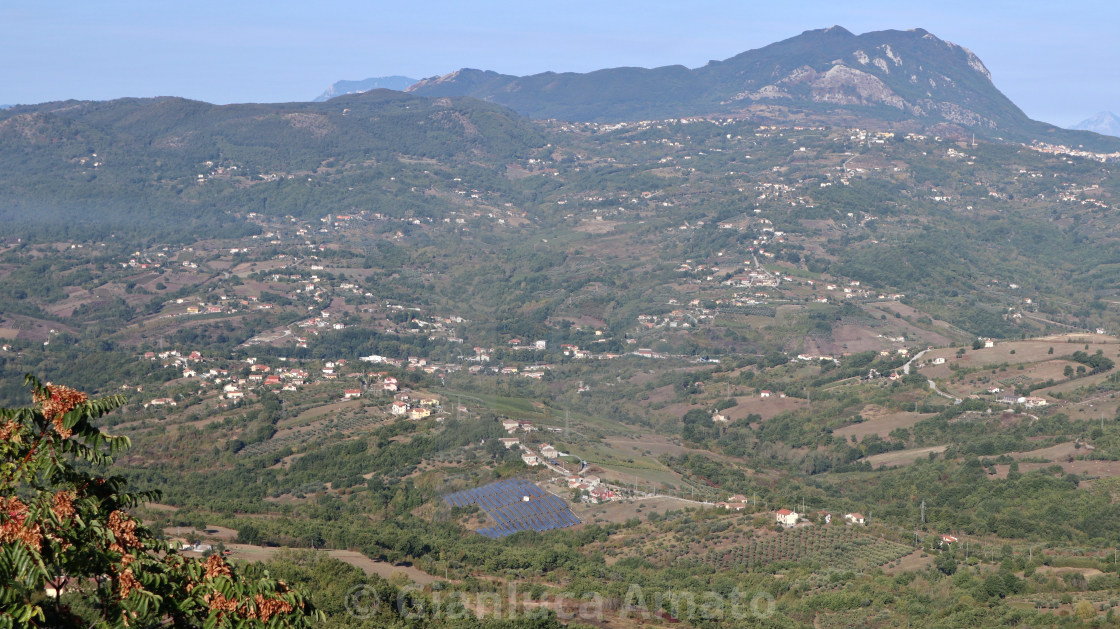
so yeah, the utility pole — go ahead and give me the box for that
[920,499,926,525]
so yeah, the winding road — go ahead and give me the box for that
[902,348,961,404]
[927,379,962,405]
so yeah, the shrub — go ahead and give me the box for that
[0,375,321,627]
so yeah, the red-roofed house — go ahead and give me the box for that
[589,487,615,503]
[775,509,800,527]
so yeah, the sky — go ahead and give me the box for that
[1,0,1116,127]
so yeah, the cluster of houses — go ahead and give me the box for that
[362,353,467,377]
[296,312,345,330]
[1027,140,1120,164]
[564,474,616,503]
[144,397,177,408]
[997,394,1050,409]
[495,433,565,474]
[769,508,868,529]
[715,494,752,511]
[723,269,781,289]
[497,434,614,500]
[138,349,428,407]
[388,393,441,420]
[502,419,536,434]
[637,308,711,331]
[467,364,550,379]
[119,248,167,270]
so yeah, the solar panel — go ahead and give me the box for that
[442,478,580,538]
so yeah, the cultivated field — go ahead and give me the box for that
[864,445,947,469]
[690,526,914,573]
[834,405,929,440]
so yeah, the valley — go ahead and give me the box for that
[4,30,1120,626]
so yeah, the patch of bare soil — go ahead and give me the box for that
[882,550,933,575]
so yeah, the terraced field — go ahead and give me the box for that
[686,526,914,573]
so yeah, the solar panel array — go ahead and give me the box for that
[444,478,580,538]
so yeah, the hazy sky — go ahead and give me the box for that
[2,0,1115,127]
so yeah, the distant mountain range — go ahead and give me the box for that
[313,76,417,101]
[0,91,543,240]
[406,26,1118,151]
[1071,111,1120,137]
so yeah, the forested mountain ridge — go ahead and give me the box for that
[0,91,545,241]
[408,26,1120,152]
[1,83,1119,346]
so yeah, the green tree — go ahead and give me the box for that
[0,375,321,627]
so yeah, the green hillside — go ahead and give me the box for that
[3,54,1120,626]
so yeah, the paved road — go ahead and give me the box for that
[903,348,961,404]
[928,379,961,405]
[901,348,928,375]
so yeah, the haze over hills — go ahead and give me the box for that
[1072,111,1120,137]
[313,75,418,101]
[0,91,542,240]
[408,26,1120,151]
[7,23,1120,628]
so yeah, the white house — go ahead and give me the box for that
[775,509,800,527]
[844,512,866,526]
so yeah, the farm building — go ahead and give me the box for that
[844,513,866,525]
[775,509,800,527]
